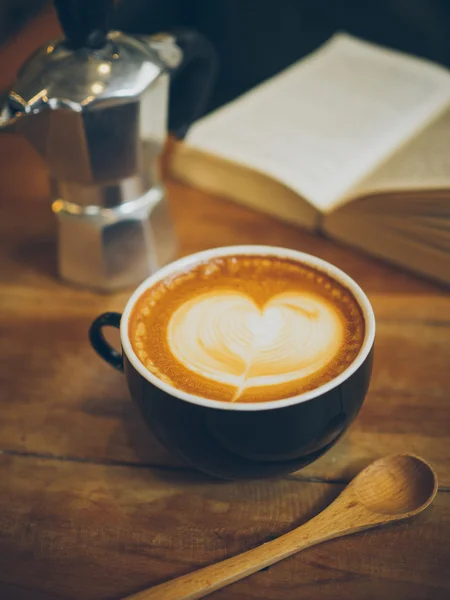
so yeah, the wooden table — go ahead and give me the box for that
[1,10,450,600]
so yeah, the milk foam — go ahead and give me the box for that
[167,290,343,402]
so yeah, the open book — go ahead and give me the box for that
[169,33,450,286]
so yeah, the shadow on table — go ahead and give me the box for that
[117,398,346,511]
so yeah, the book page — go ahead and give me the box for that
[186,33,450,212]
[344,108,450,207]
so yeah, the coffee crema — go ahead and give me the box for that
[129,255,365,403]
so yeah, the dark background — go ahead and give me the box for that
[114,0,450,113]
[2,0,450,113]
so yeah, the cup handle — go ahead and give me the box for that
[89,312,123,372]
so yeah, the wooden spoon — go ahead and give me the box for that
[124,454,437,600]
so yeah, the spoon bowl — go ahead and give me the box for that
[124,454,438,600]
[353,454,438,516]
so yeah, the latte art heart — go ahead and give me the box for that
[130,254,365,403]
[167,291,343,401]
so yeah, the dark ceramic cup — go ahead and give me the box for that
[89,246,375,479]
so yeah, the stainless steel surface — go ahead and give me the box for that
[50,139,163,208]
[0,31,181,291]
[53,186,176,292]
[0,32,176,185]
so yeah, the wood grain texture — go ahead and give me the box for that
[0,454,449,600]
[124,456,438,600]
[0,10,449,599]
[0,168,449,485]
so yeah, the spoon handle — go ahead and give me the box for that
[123,527,322,600]
[123,497,367,600]
[122,454,437,600]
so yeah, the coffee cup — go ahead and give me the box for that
[89,246,375,479]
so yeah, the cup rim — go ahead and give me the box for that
[120,245,375,411]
